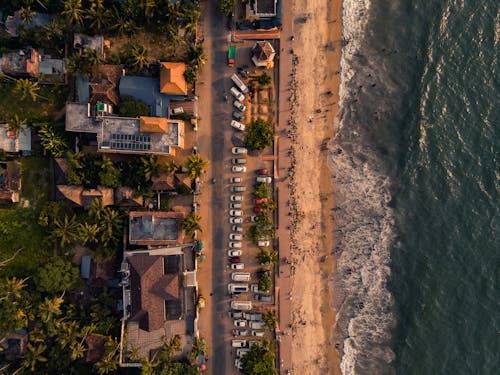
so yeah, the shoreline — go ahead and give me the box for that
[287,0,343,373]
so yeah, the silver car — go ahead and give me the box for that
[229,233,243,240]
[232,225,243,232]
[230,210,243,216]
[233,100,247,112]
[229,241,242,248]
[232,166,247,173]
[230,177,242,183]
[231,195,243,201]
[232,147,248,155]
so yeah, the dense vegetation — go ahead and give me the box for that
[240,340,277,375]
[244,118,274,151]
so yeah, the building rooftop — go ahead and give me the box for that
[0,48,39,76]
[128,254,183,331]
[119,76,170,117]
[160,62,188,96]
[65,104,184,156]
[0,125,31,153]
[250,0,277,17]
[74,34,104,55]
[129,211,184,245]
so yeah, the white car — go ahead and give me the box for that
[251,330,265,337]
[229,241,242,248]
[230,177,242,183]
[229,233,243,241]
[250,215,260,222]
[235,330,249,336]
[236,348,250,358]
[228,249,242,257]
[231,263,245,270]
[232,166,247,173]
[230,210,243,216]
[233,100,247,112]
[230,203,242,209]
[231,195,243,202]
[234,319,247,327]
[257,240,270,247]
[235,359,243,370]
[230,87,245,102]
[232,225,243,232]
[256,176,272,183]
[230,217,243,224]
[232,147,248,155]
[230,120,246,132]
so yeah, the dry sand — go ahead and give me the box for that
[289,0,343,373]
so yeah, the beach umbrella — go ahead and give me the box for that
[200,364,207,371]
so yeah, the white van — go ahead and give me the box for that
[231,272,251,282]
[231,340,247,348]
[230,87,245,102]
[228,283,249,293]
[231,300,253,311]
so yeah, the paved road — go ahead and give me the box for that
[196,1,237,374]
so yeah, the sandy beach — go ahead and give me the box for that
[287,0,343,373]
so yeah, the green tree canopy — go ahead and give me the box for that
[257,72,272,86]
[186,153,208,180]
[257,248,278,266]
[253,182,271,199]
[244,118,274,151]
[118,95,151,117]
[241,340,277,375]
[35,257,79,294]
[182,212,202,238]
[258,273,272,292]
[38,123,68,157]
[218,0,235,15]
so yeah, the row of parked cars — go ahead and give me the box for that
[225,74,271,371]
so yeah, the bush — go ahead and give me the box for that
[218,0,235,16]
[35,257,79,294]
[117,95,151,117]
[244,118,274,151]
[258,273,272,292]
[257,72,272,86]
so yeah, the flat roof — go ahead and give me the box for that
[129,211,184,245]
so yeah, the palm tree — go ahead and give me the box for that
[53,214,80,248]
[0,277,28,302]
[14,79,41,102]
[112,7,136,36]
[78,222,100,245]
[39,295,64,324]
[88,198,105,222]
[84,49,103,71]
[38,124,67,157]
[99,208,122,247]
[262,310,278,331]
[62,0,85,26]
[22,343,48,372]
[85,6,110,33]
[6,115,27,138]
[256,248,278,266]
[141,155,160,182]
[186,154,208,180]
[187,43,206,68]
[19,6,36,23]
[130,45,149,70]
[182,212,202,238]
[142,0,157,22]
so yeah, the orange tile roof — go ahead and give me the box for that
[160,62,187,95]
[139,116,168,133]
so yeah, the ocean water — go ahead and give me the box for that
[331,0,499,374]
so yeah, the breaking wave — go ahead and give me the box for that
[331,0,398,374]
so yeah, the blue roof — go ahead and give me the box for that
[77,75,89,104]
[119,76,170,117]
[81,255,91,279]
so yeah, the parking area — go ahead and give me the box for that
[224,71,278,371]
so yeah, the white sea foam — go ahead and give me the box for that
[332,1,397,374]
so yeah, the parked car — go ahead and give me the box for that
[254,294,272,302]
[231,263,245,270]
[230,120,246,132]
[257,240,270,247]
[230,87,245,102]
[249,321,266,329]
[251,330,265,337]
[235,359,243,370]
[257,168,270,175]
[232,225,243,232]
[232,147,248,154]
[250,215,260,222]
[229,311,244,318]
[231,195,243,201]
[230,217,243,224]
[233,320,247,328]
[229,233,243,241]
[229,241,242,248]
[253,207,263,213]
[233,100,247,112]
[251,284,269,293]
[230,203,242,209]
[230,210,243,216]
[228,249,242,257]
[236,348,250,358]
[232,165,247,173]
[234,329,249,336]
[230,257,241,263]
[232,111,246,121]
[231,158,247,164]
[253,198,268,205]
[229,177,242,183]
[256,176,272,183]
[230,186,246,192]
[244,312,263,321]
